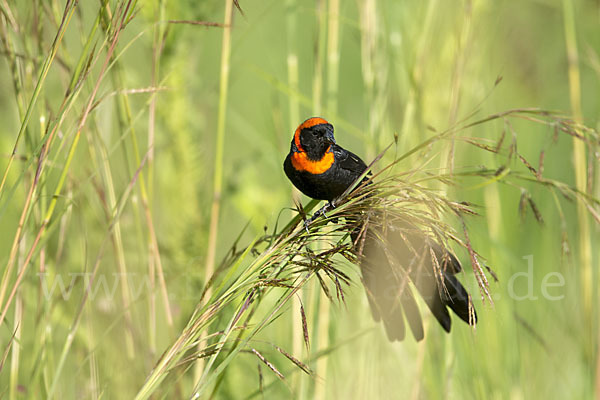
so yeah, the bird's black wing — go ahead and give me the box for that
[330,144,368,176]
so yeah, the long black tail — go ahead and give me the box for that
[351,214,476,341]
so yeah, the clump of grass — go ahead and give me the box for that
[134,108,599,398]
[0,1,224,397]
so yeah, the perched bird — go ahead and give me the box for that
[283,117,476,341]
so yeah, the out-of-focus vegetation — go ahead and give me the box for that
[0,0,598,398]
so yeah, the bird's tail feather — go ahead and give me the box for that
[352,215,476,341]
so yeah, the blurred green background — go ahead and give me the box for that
[0,0,598,398]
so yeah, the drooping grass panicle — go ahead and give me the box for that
[135,106,600,397]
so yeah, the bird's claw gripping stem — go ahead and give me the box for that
[303,201,335,233]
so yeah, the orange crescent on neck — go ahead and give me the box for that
[290,147,334,174]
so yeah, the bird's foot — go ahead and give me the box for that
[304,202,335,233]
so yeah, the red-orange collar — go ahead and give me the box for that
[290,147,334,174]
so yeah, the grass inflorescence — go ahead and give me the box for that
[134,107,599,398]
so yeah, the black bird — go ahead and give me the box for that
[284,117,476,341]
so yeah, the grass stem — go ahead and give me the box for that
[196,0,235,385]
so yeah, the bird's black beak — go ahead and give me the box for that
[324,129,336,145]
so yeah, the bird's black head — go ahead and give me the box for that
[292,117,336,161]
